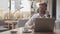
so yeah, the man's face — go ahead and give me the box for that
[39,4,46,13]
[39,5,46,11]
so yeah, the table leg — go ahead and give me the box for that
[8,23,10,29]
[12,24,16,29]
[14,24,16,29]
[12,24,14,29]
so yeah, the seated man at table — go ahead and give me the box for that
[24,2,50,29]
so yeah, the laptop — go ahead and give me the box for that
[34,18,55,32]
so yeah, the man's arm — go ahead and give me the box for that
[24,14,38,29]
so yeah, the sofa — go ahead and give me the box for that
[0,19,8,32]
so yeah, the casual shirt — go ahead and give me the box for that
[25,13,48,27]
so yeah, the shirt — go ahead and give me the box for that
[25,13,48,27]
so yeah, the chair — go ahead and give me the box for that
[18,19,28,27]
[0,19,8,32]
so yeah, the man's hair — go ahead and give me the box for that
[39,3,47,7]
[37,3,47,14]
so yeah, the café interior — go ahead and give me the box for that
[0,0,60,34]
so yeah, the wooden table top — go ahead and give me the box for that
[5,21,18,24]
[0,27,60,34]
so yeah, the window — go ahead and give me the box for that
[7,0,32,19]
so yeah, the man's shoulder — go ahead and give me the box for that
[33,13,39,16]
[31,13,39,18]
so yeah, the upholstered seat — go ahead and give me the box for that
[0,20,8,32]
[18,19,28,27]
[0,26,8,32]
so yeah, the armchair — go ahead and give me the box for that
[0,19,8,32]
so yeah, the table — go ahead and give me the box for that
[0,27,60,34]
[5,21,18,29]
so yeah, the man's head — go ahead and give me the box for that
[39,2,47,14]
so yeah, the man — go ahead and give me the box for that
[24,2,50,29]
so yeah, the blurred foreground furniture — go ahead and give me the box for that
[0,20,8,32]
[4,19,18,29]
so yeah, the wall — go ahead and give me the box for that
[55,0,60,29]
[48,0,52,17]
[56,0,60,20]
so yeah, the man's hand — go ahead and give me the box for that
[28,25,35,29]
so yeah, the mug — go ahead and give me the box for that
[11,31,17,34]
